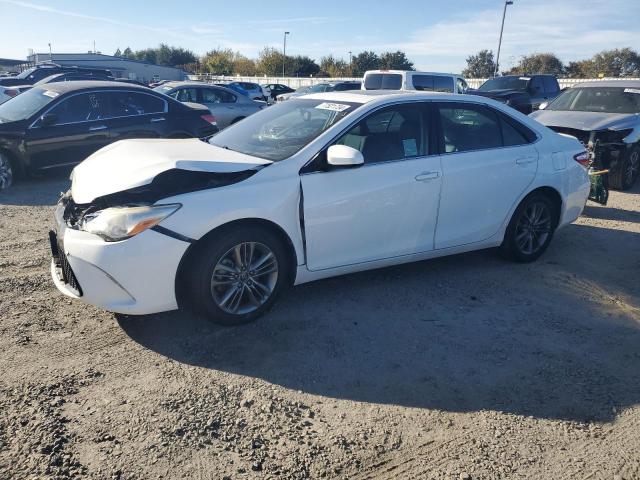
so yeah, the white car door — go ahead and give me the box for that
[301,103,443,271]
[433,102,539,249]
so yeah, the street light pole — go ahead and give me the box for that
[282,31,290,77]
[348,51,352,77]
[48,43,52,61]
[494,0,513,77]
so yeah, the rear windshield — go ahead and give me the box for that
[209,98,361,161]
[364,73,403,90]
[478,76,529,92]
[0,87,57,123]
[547,87,640,114]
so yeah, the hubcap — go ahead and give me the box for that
[210,242,278,315]
[515,202,552,256]
[0,155,13,190]
[625,150,639,185]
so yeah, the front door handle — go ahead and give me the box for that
[415,171,440,181]
[88,124,107,132]
[516,156,537,165]
[150,117,165,123]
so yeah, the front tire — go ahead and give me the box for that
[0,152,14,190]
[500,193,556,263]
[609,145,640,191]
[187,227,289,325]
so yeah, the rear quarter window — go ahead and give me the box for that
[364,74,402,90]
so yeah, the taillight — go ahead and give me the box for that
[201,114,216,125]
[573,151,590,168]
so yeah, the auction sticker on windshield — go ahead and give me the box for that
[315,102,351,112]
[624,88,640,94]
[43,91,59,98]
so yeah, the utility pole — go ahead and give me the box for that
[494,0,513,77]
[48,43,52,61]
[282,31,290,77]
[348,51,352,77]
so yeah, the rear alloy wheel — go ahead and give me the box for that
[501,193,556,262]
[609,146,640,191]
[0,152,13,190]
[188,227,289,325]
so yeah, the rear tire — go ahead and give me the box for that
[609,145,640,191]
[0,151,14,190]
[500,193,557,263]
[187,226,289,326]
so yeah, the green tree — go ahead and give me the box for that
[290,55,320,77]
[320,55,349,77]
[114,48,122,57]
[256,47,286,76]
[134,48,158,64]
[462,49,496,78]
[122,47,135,60]
[507,53,564,75]
[352,51,379,76]
[564,60,593,78]
[590,48,640,77]
[233,54,256,76]
[202,48,236,75]
[378,51,414,71]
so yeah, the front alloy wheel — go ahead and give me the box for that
[0,153,13,190]
[187,226,288,325]
[211,242,278,315]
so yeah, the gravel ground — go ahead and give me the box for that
[0,172,639,480]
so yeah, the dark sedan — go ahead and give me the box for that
[0,81,218,189]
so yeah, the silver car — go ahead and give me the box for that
[153,82,264,129]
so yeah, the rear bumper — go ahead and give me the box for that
[49,225,189,315]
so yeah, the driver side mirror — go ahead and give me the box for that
[40,113,58,127]
[327,145,364,168]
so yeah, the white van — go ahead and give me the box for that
[362,70,469,94]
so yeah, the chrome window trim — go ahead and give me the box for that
[28,89,168,129]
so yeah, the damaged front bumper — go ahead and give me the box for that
[49,200,189,315]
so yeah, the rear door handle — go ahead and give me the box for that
[88,125,107,132]
[516,156,537,165]
[150,117,165,123]
[415,171,440,181]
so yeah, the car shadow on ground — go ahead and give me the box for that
[118,223,640,424]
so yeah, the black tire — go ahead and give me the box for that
[500,192,557,263]
[0,151,14,190]
[187,226,289,326]
[609,145,640,191]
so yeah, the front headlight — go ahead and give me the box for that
[80,204,181,242]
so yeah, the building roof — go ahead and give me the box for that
[33,53,187,71]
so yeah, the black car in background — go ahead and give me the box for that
[470,74,561,114]
[2,71,116,98]
[263,83,295,100]
[0,81,218,189]
[0,64,113,87]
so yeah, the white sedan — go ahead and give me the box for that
[50,91,591,325]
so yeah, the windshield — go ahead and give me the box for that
[547,87,640,114]
[153,85,175,95]
[478,76,529,92]
[0,87,57,123]
[15,67,36,80]
[209,98,361,161]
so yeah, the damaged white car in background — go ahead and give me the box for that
[50,91,591,325]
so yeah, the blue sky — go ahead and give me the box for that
[1,0,639,72]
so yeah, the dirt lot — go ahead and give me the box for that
[0,172,639,480]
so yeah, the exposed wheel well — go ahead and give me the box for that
[175,218,298,308]
[524,186,563,227]
[0,148,24,178]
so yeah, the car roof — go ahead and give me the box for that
[365,70,460,77]
[571,80,640,88]
[302,90,468,104]
[33,80,149,94]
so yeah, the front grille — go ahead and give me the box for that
[50,230,83,296]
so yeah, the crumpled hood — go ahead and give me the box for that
[71,138,271,203]
[530,110,638,132]
[469,89,523,99]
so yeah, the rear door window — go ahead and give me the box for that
[543,76,559,94]
[412,75,434,91]
[48,92,108,124]
[529,77,544,95]
[108,91,165,117]
[437,103,502,153]
[172,88,198,103]
[201,88,236,104]
[433,76,454,93]
[364,74,402,90]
